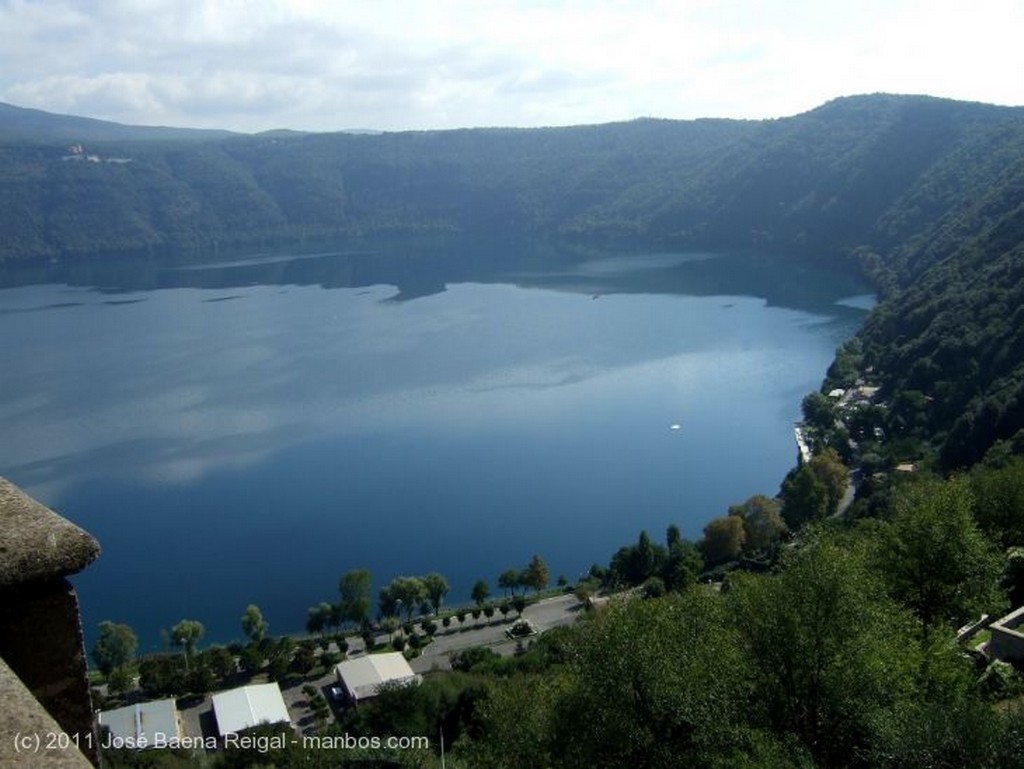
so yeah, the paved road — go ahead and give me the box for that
[177,593,586,737]
[410,593,583,673]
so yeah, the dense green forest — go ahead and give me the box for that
[10,95,1024,766]
[2,94,1022,266]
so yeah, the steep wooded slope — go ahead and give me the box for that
[1,95,1021,268]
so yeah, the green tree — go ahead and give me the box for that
[666,523,682,549]
[422,572,449,614]
[472,579,491,607]
[544,590,754,768]
[91,621,138,678]
[802,390,836,432]
[204,646,237,681]
[239,644,263,676]
[970,455,1024,548]
[169,619,204,668]
[727,538,925,767]
[305,602,332,639]
[138,654,187,698]
[780,464,830,530]
[240,604,268,644]
[701,515,746,565]
[498,568,520,597]
[106,666,133,697]
[338,568,372,627]
[662,538,703,591]
[523,554,549,595]
[728,494,787,554]
[808,448,849,514]
[378,585,398,620]
[1001,547,1024,610]
[876,477,1002,628]
[387,576,427,621]
[609,531,668,586]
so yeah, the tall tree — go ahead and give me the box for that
[542,590,752,768]
[91,621,138,678]
[169,619,204,668]
[386,576,427,621]
[728,494,787,554]
[498,568,521,597]
[701,516,746,565]
[422,572,450,615]
[240,604,268,644]
[876,477,1002,628]
[808,448,849,515]
[666,523,682,550]
[523,554,549,595]
[305,602,332,638]
[338,568,372,627]
[662,539,703,591]
[728,538,926,767]
[471,579,491,607]
[780,464,830,530]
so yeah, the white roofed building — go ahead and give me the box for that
[211,682,291,736]
[98,699,180,747]
[335,652,421,703]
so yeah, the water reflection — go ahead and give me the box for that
[0,235,870,317]
[0,237,874,645]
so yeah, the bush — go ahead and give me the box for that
[642,576,666,599]
[450,646,501,672]
[978,660,1024,701]
[392,636,406,652]
[291,645,316,675]
[320,650,341,669]
[239,645,263,676]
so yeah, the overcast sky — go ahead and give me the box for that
[1,0,1021,133]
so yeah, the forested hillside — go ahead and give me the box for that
[2,94,1021,268]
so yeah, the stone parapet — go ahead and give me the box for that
[0,478,101,767]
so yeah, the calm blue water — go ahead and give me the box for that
[0,239,871,651]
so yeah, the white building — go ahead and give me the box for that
[211,682,291,736]
[98,699,180,747]
[335,652,420,703]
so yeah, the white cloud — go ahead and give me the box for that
[0,0,1020,131]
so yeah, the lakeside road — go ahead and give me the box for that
[177,592,587,738]
[409,593,583,673]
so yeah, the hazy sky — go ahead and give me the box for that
[1,0,1021,133]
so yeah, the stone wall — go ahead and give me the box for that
[0,478,101,767]
[987,606,1024,663]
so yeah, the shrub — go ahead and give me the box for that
[978,660,1024,701]
[642,576,666,599]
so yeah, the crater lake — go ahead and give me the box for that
[0,236,873,650]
